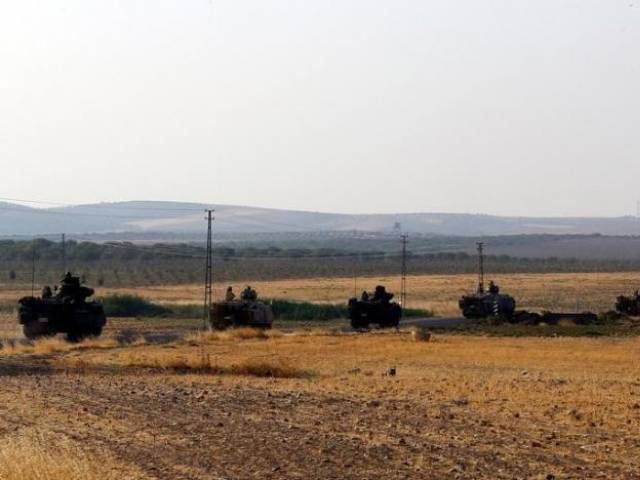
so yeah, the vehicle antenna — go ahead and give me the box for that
[61,233,66,275]
[477,242,485,295]
[353,263,357,299]
[31,242,36,297]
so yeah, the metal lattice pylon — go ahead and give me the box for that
[203,209,214,329]
[400,234,408,314]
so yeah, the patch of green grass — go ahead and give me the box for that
[100,295,433,322]
[402,307,434,318]
[101,294,172,318]
[167,304,203,319]
[266,299,432,321]
[267,299,347,321]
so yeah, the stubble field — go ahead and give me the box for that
[0,272,639,479]
[1,272,638,318]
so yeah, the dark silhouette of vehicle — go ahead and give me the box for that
[348,285,402,329]
[615,290,640,316]
[210,301,274,330]
[459,243,517,319]
[210,286,273,329]
[18,273,107,342]
[459,281,517,319]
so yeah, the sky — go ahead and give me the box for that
[0,1,639,217]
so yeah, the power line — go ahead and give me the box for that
[0,196,209,212]
[0,204,168,220]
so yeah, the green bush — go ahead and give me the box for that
[101,294,172,318]
[169,304,203,319]
[402,307,434,318]
[99,295,433,321]
[267,299,347,321]
[266,299,432,321]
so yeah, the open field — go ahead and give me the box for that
[1,319,639,479]
[3,271,637,317]
[0,272,639,478]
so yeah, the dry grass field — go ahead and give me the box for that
[0,318,639,479]
[102,271,640,315]
[1,272,639,479]
[2,272,638,316]
[95,271,640,315]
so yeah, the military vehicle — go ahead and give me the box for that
[615,290,640,316]
[459,286,517,319]
[348,285,402,329]
[18,272,107,342]
[209,286,274,330]
[459,243,517,319]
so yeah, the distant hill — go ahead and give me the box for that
[0,200,639,237]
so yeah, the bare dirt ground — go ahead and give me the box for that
[1,313,639,479]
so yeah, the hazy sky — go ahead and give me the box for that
[1,1,638,217]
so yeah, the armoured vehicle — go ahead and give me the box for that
[615,290,640,316]
[348,285,402,329]
[459,284,517,319]
[209,286,274,330]
[459,243,517,319]
[18,273,107,342]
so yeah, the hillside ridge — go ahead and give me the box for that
[0,200,638,236]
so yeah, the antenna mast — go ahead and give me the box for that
[61,233,66,275]
[400,234,408,313]
[353,263,357,298]
[31,242,36,297]
[477,242,485,294]
[203,209,214,329]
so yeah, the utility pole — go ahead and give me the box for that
[61,233,66,275]
[203,209,214,329]
[353,263,357,299]
[400,234,408,313]
[477,242,485,294]
[31,242,37,297]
